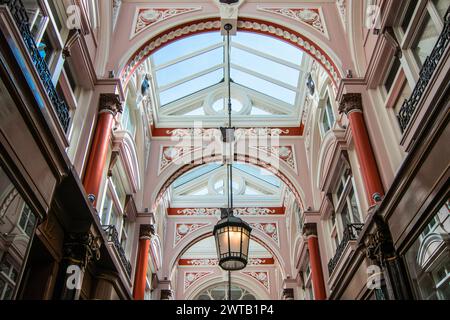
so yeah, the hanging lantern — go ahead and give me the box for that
[214,209,252,271]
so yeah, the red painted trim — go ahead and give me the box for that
[167,207,285,215]
[178,257,275,266]
[133,238,151,300]
[152,126,303,137]
[121,18,342,87]
[307,236,327,300]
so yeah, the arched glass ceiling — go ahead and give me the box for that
[172,162,281,190]
[150,31,305,108]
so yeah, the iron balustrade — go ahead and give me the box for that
[398,8,450,132]
[328,223,364,276]
[0,0,71,132]
[102,225,132,277]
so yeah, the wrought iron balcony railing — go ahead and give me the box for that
[0,0,71,132]
[398,8,450,132]
[102,225,132,277]
[328,223,364,276]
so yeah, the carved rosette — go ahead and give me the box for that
[339,93,363,115]
[63,232,101,269]
[99,93,123,116]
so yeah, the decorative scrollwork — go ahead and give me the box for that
[327,223,364,275]
[397,8,450,132]
[102,225,132,277]
[1,0,71,132]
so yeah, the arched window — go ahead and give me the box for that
[319,96,335,136]
[195,284,257,300]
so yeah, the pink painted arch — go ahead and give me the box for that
[119,17,343,87]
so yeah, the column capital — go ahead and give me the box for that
[63,232,101,269]
[139,224,155,240]
[303,223,317,238]
[99,93,123,116]
[282,288,295,300]
[339,93,363,115]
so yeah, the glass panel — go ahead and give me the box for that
[432,0,449,20]
[394,81,412,117]
[231,69,297,105]
[341,204,350,227]
[321,108,331,133]
[402,0,419,32]
[349,189,361,223]
[153,32,223,67]
[413,13,440,67]
[233,32,303,65]
[156,47,223,87]
[159,69,223,106]
[101,193,113,225]
[404,201,450,300]
[385,56,401,93]
[0,166,37,300]
[231,47,300,87]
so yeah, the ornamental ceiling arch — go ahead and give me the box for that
[166,228,288,282]
[119,17,343,87]
[150,152,307,214]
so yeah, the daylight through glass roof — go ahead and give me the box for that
[150,31,304,108]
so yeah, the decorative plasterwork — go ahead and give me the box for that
[153,154,304,215]
[168,207,285,216]
[158,146,199,175]
[254,146,297,173]
[178,257,275,266]
[257,7,328,37]
[336,0,347,30]
[131,7,202,39]
[165,128,293,139]
[242,271,270,291]
[174,223,211,247]
[121,18,341,87]
[249,222,279,246]
[184,271,213,292]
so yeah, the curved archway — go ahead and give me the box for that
[152,153,306,214]
[186,275,270,300]
[168,229,288,282]
[119,18,343,87]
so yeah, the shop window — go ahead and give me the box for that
[404,201,450,300]
[0,166,38,300]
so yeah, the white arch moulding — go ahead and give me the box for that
[118,17,345,88]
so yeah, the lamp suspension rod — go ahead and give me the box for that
[228,270,232,301]
[224,23,234,212]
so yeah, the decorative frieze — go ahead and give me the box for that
[174,223,210,246]
[184,271,213,291]
[257,7,328,36]
[242,271,270,291]
[178,257,275,266]
[132,7,202,38]
[168,207,284,216]
[63,232,101,269]
[249,222,279,245]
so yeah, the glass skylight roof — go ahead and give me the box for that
[149,31,305,109]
